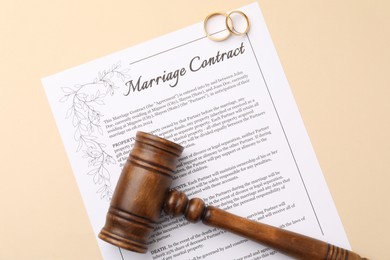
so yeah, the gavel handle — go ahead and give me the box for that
[203,206,365,260]
[165,190,367,260]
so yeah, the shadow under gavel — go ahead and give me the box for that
[99,131,366,260]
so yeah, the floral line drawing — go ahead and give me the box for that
[59,61,130,200]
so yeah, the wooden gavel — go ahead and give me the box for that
[99,131,366,260]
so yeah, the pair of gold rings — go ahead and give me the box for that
[204,10,250,42]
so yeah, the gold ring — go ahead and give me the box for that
[204,12,233,42]
[226,10,250,36]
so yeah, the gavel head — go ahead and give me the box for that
[98,131,183,253]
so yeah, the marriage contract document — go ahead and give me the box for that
[43,3,350,260]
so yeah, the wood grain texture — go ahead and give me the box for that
[98,131,184,253]
[100,132,366,259]
[164,189,367,260]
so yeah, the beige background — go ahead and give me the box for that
[0,0,389,259]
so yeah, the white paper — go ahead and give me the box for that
[43,3,350,259]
